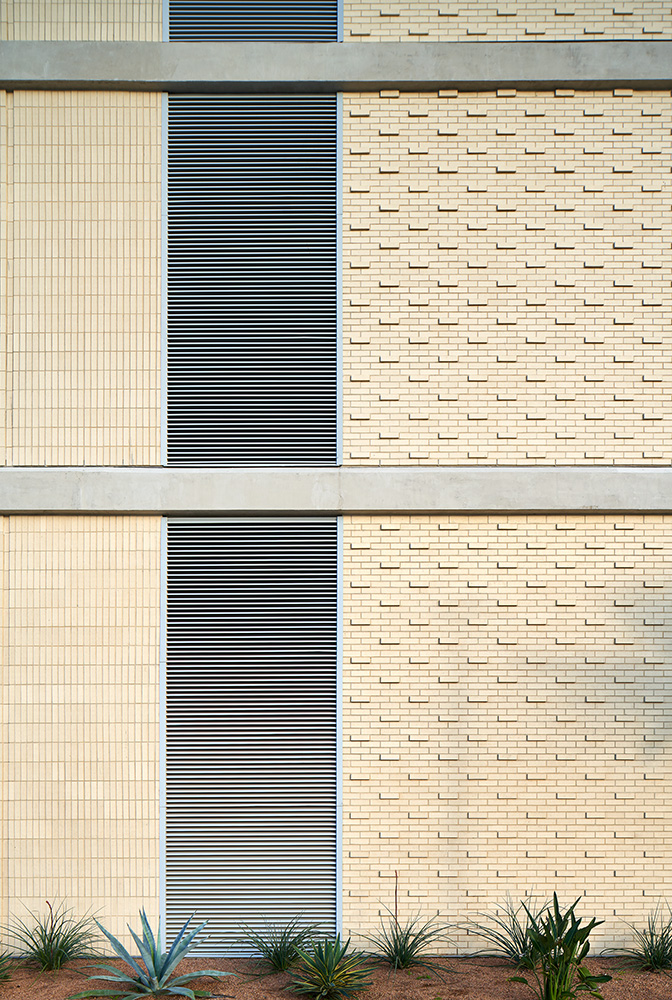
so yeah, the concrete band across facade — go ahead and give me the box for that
[1,0,672,961]
[2,40,671,90]
[0,467,672,515]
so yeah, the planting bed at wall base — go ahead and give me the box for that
[2,956,671,1000]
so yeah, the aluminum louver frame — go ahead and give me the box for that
[167,96,337,465]
[168,1,338,41]
[165,519,338,953]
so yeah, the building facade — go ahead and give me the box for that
[0,1,671,953]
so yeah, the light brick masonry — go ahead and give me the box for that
[344,1,672,42]
[342,514,672,947]
[343,90,672,465]
[1,0,671,953]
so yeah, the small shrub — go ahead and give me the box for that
[290,935,372,999]
[509,893,611,1000]
[239,916,323,971]
[70,909,233,999]
[619,901,672,972]
[6,900,98,970]
[466,893,550,969]
[364,907,450,978]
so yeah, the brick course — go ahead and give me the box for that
[342,514,672,946]
[343,90,671,465]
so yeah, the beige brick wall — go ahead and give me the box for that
[344,1,672,41]
[343,90,671,465]
[5,91,161,466]
[6,0,670,42]
[342,514,672,949]
[1,515,161,942]
[1,1,161,41]
[0,93,8,463]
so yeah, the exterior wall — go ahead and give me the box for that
[342,513,672,948]
[344,1,672,41]
[0,5,670,950]
[1,1,161,41]
[3,510,670,948]
[0,93,8,463]
[5,91,161,467]
[5,1,670,44]
[1,515,162,940]
[343,90,671,466]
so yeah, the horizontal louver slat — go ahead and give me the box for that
[167,96,337,465]
[168,1,338,41]
[166,519,338,953]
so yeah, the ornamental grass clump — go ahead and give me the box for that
[6,900,99,971]
[467,893,550,969]
[0,951,14,981]
[239,916,323,971]
[619,901,672,973]
[509,894,611,1000]
[290,935,372,1000]
[70,909,232,1000]
[364,908,450,978]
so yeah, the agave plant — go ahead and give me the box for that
[70,909,232,999]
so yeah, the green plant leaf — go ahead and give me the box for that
[467,893,550,969]
[127,925,158,979]
[95,922,148,982]
[615,900,672,971]
[291,935,372,999]
[139,911,159,959]
[161,917,209,984]
[70,991,137,998]
[5,901,99,971]
[84,965,147,984]
[239,916,324,971]
[79,911,231,1000]
[169,971,230,985]
[364,908,450,978]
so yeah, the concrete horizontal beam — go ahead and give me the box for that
[1,40,670,91]
[0,467,671,515]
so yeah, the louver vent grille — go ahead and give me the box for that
[165,519,338,953]
[167,96,338,465]
[168,1,338,41]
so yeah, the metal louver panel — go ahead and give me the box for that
[165,519,338,953]
[168,1,338,41]
[167,96,337,465]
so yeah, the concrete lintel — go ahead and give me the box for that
[0,467,671,515]
[0,40,670,92]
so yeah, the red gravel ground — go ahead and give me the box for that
[2,956,671,1000]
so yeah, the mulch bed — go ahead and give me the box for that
[2,956,671,1000]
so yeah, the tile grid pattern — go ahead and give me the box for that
[4,1,669,42]
[342,514,672,948]
[1,1,161,41]
[0,92,9,463]
[343,90,672,465]
[3,515,161,936]
[7,91,161,467]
